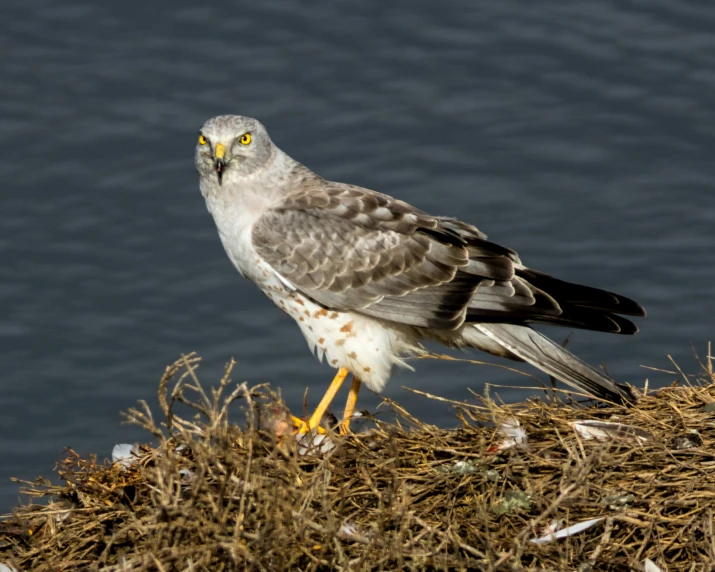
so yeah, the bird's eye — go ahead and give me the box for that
[240,133,252,145]
[198,134,208,145]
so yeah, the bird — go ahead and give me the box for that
[195,115,646,434]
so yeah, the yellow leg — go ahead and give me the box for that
[307,367,350,431]
[340,376,361,434]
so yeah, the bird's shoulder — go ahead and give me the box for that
[270,172,496,251]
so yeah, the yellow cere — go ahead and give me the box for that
[240,132,252,145]
[215,143,226,159]
[198,134,207,145]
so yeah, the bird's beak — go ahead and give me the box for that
[214,143,226,185]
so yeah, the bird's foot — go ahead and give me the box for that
[291,415,325,435]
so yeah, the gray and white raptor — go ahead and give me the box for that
[195,115,646,432]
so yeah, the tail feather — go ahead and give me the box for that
[476,323,631,404]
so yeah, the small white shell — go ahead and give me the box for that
[529,517,604,544]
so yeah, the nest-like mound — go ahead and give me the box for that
[1,351,715,571]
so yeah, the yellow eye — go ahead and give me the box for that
[240,133,252,145]
[198,134,207,145]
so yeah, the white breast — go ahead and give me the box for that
[203,188,278,288]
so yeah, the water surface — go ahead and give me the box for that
[1,0,714,510]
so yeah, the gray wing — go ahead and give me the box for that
[251,186,507,329]
[252,183,645,332]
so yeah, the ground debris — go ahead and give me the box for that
[2,351,715,571]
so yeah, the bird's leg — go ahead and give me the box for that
[305,367,350,431]
[340,375,361,434]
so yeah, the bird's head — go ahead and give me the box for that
[195,115,274,186]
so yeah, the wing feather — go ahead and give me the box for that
[252,180,644,334]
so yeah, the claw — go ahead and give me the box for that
[292,415,325,435]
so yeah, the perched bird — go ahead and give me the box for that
[195,115,646,433]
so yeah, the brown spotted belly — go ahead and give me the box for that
[269,289,421,393]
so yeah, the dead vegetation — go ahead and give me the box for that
[1,348,715,571]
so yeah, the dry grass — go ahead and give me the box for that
[2,347,715,571]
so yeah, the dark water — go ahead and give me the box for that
[1,0,713,510]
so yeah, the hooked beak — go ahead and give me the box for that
[214,143,226,185]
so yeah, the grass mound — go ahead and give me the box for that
[2,350,715,571]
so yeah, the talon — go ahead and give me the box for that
[292,415,325,435]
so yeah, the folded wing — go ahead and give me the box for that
[252,182,645,334]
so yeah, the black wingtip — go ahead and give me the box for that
[610,294,647,318]
[517,268,647,318]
